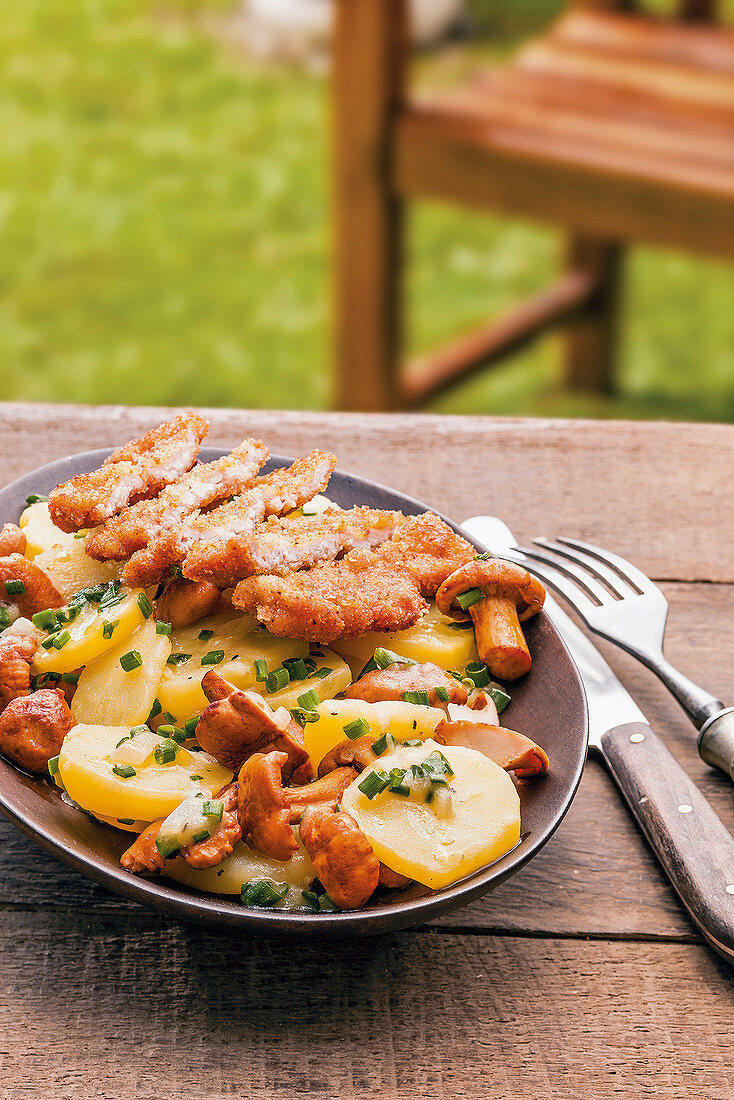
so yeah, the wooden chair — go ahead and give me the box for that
[331,0,734,410]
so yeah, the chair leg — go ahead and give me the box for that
[563,237,624,394]
[332,0,408,412]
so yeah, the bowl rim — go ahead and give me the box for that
[0,447,588,936]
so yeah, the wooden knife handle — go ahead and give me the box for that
[600,720,734,963]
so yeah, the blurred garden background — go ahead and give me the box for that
[2,0,734,419]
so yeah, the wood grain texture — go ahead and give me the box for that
[1,918,732,1100]
[3,402,734,581]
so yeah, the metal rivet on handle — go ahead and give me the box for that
[726,885,734,895]
[677,804,693,814]
[630,733,645,743]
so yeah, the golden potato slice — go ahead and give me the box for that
[19,502,66,559]
[32,588,146,675]
[72,618,171,726]
[164,836,315,904]
[258,650,351,711]
[332,602,479,675]
[35,542,123,601]
[341,739,520,890]
[58,723,232,822]
[157,610,310,723]
[302,697,445,770]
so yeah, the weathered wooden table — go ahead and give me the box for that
[1,403,733,1099]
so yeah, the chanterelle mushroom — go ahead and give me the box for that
[0,632,37,713]
[436,558,545,680]
[346,662,467,709]
[196,670,313,782]
[0,688,75,774]
[435,720,549,778]
[299,804,380,911]
[0,554,63,621]
[237,750,298,860]
[0,524,26,558]
[155,578,223,629]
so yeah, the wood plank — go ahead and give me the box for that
[395,108,734,259]
[0,580,731,943]
[331,0,406,411]
[0,918,732,1099]
[2,403,734,582]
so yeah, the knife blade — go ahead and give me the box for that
[462,514,734,964]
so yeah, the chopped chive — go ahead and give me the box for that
[435,685,450,703]
[283,656,309,681]
[47,755,60,777]
[102,619,119,639]
[156,620,172,636]
[357,770,390,800]
[301,889,321,913]
[73,531,86,539]
[189,774,203,781]
[116,818,136,825]
[201,650,225,666]
[465,661,490,689]
[62,672,79,685]
[358,647,416,678]
[343,717,370,741]
[0,608,9,629]
[159,711,176,726]
[56,605,80,624]
[474,551,493,561]
[318,893,339,912]
[488,683,512,714]
[169,564,183,579]
[40,635,56,650]
[297,688,320,711]
[197,628,214,641]
[191,828,211,844]
[4,580,25,596]
[202,799,223,821]
[52,629,70,650]
[112,763,136,779]
[120,650,142,672]
[137,592,153,619]
[456,587,484,611]
[308,666,333,680]
[115,733,132,748]
[32,609,59,632]
[240,880,289,908]
[447,621,473,631]
[290,707,321,727]
[154,739,179,765]
[148,698,162,721]
[403,738,424,747]
[167,653,191,666]
[372,731,397,757]
[155,835,181,858]
[422,749,455,783]
[266,667,289,693]
[254,658,267,682]
[184,716,199,737]
[25,493,48,505]
[157,723,187,744]
[403,689,430,706]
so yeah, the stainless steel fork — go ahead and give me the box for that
[505,534,734,782]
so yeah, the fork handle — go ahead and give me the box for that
[599,720,734,963]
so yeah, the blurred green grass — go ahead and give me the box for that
[1,0,733,419]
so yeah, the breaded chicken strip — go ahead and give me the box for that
[48,412,207,532]
[184,506,405,587]
[84,438,269,561]
[232,512,474,642]
[124,450,337,587]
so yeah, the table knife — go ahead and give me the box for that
[462,515,734,964]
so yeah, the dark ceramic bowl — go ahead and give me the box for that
[0,448,587,936]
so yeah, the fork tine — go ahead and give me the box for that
[533,537,627,598]
[555,536,659,596]
[515,544,606,619]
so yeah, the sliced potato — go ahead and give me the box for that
[58,723,232,822]
[35,542,123,601]
[32,589,146,675]
[331,602,479,675]
[164,835,315,906]
[259,650,351,711]
[19,502,67,559]
[342,739,520,890]
[157,610,310,723]
[303,698,445,770]
[72,619,171,725]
